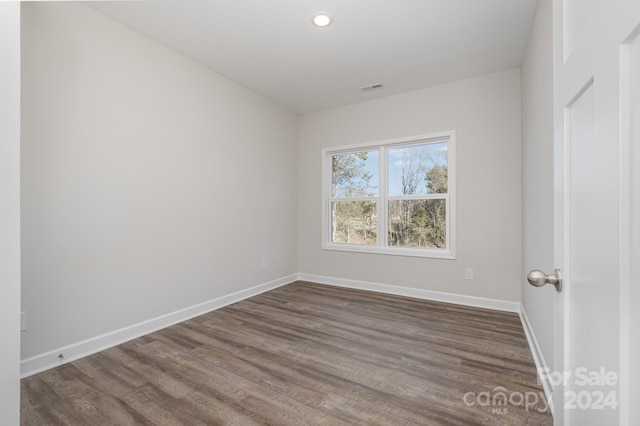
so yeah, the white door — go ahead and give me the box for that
[552,0,640,425]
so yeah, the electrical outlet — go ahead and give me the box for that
[261,259,267,270]
[465,268,474,280]
[21,311,27,331]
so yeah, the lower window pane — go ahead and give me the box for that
[388,199,446,248]
[331,201,377,245]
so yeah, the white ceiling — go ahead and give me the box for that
[88,0,539,114]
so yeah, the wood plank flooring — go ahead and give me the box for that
[21,281,552,425]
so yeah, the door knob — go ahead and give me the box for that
[527,269,563,292]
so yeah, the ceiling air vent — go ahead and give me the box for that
[360,83,384,91]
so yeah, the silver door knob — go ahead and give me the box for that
[527,269,563,292]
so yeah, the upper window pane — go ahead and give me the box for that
[331,150,379,197]
[387,142,448,196]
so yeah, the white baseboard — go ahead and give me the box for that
[20,274,298,378]
[297,273,521,313]
[519,305,554,416]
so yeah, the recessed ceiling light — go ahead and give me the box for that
[312,12,332,27]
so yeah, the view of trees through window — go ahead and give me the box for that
[329,140,449,250]
[330,150,378,245]
[387,143,448,248]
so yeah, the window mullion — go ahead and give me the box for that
[387,194,448,201]
[329,196,377,203]
[379,146,387,248]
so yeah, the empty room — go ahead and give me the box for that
[1,0,638,425]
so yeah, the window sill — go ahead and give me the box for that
[322,243,456,260]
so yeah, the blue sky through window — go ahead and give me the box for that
[388,142,448,196]
[332,150,379,197]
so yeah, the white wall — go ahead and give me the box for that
[629,20,640,425]
[298,69,522,302]
[521,0,555,373]
[20,2,298,360]
[0,3,21,424]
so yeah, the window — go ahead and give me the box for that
[322,131,455,258]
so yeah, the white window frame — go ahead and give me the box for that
[322,131,456,259]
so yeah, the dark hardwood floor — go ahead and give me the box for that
[21,281,552,425]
